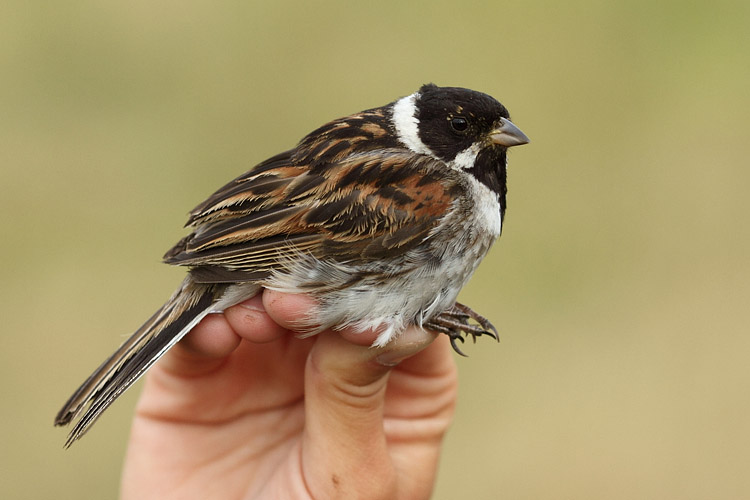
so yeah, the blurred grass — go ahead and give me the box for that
[2,1,749,498]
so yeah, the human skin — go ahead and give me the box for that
[121,289,458,500]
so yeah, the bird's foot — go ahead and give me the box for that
[424,302,499,356]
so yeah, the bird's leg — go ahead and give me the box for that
[424,302,499,356]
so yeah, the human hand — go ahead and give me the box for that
[121,289,458,499]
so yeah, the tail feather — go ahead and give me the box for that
[55,278,223,447]
[54,307,165,427]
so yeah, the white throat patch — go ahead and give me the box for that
[449,142,481,171]
[392,93,434,157]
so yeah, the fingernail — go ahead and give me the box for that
[239,294,264,311]
[375,328,435,366]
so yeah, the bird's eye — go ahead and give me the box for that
[450,116,469,133]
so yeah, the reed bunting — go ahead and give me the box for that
[55,83,529,446]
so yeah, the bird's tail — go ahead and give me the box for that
[54,278,224,447]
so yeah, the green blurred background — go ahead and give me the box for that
[2,1,749,498]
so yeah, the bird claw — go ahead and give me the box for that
[425,302,499,356]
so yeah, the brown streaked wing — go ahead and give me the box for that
[164,149,460,282]
[185,149,298,226]
[302,151,459,260]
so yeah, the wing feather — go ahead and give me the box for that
[165,137,462,283]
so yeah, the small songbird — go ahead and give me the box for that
[55,83,529,446]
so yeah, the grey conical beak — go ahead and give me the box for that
[490,117,530,147]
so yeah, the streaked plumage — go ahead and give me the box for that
[55,84,529,446]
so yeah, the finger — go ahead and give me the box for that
[177,313,241,359]
[263,289,443,495]
[140,291,310,422]
[163,290,287,376]
[159,313,241,377]
[304,327,436,497]
[382,333,458,427]
[262,289,387,346]
[391,331,456,378]
[223,291,289,343]
[261,289,318,331]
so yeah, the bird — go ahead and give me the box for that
[54,83,529,446]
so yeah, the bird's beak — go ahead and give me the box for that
[490,117,530,147]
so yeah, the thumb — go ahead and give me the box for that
[262,290,437,498]
[304,329,435,497]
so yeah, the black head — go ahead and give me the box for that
[410,83,528,164]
